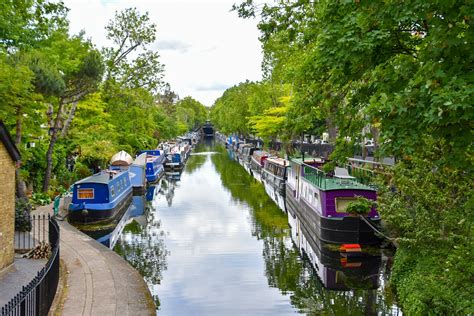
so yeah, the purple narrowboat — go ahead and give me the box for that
[286,156,382,245]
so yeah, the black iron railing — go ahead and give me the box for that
[2,215,60,316]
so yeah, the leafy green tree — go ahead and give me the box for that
[0,0,68,50]
[229,1,473,313]
[103,7,164,93]
[41,31,104,192]
[175,96,208,132]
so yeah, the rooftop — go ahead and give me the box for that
[266,157,289,167]
[290,157,375,191]
[303,173,375,191]
[76,170,125,185]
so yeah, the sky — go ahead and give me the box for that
[63,0,264,106]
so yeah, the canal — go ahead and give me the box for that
[97,140,399,315]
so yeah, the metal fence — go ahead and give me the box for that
[2,215,60,316]
[15,215,52,252]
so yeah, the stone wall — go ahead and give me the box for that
[0,141,15,270]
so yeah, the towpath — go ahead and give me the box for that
[33,204,155,315]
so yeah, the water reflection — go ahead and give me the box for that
[80,195,148,249]
[107,141,399,315]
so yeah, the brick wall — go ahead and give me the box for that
[0,141,15,270]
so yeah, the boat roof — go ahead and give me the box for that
[75,170,126,185]
[252,150,270,158]
[110,150,133,166]
[240,143,254,148]
[290,156,325,165]
[265,157,288,167]
[133,152,147,166]
[146,155,161,162]
[301,164,375,191]
[304,175,376,191]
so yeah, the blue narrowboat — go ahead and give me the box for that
[68,170,133,223]
[145,154,165,183]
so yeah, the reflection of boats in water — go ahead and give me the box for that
[165,170,182,181]
[146,178,162,202]
[288,211,382,290]
[82,195,148,249]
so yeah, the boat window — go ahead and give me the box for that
[78,188,94,199]
[335,197,357,213]
[111,186,115,197]
[314,191,319,203]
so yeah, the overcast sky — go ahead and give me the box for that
[63,0,264,106]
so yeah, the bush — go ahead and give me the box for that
[15,198,32,232]
[345,196,374,215]
[31,192,51,206]
[378,151,473,314]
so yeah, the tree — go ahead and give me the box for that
[229,0,473,313]
[0,0,68,50]
[103,8,164,93]
[42,31,104,192]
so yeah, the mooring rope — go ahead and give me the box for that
[359,215,395,242]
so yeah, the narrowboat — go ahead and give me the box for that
[110,151,147,194]
[165,143,190,170]
[288,209,381,291]
[240,144,257,174]
[165,150,183,170]
[250,150,270,182]
[129,153,147,194]
[261,157,288,212]
[286,157,381,245]
[145,153,165,183]
[68,169,133,224]
[236,144,254,168]
[202,121,214,137]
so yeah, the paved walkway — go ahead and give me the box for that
[33,204,155,315]
[0,258,47,307]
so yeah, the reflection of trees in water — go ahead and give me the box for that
[114,209,169,309]
[185,152,207,174]
[211,145,398,315]
[211,146,288,239]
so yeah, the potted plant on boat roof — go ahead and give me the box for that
[345,196,375,216]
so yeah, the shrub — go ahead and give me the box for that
[31,192,51,206]
[345,196,374,215]
[15,198,32,232]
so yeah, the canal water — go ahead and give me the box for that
[95,140,399,315]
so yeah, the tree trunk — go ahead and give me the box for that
[43,98,64,193]
[15,105,22,144]
[60,101,78,137]
[14,105,28,199]
[326,116,337,142]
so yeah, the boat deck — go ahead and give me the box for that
[303,174,375,191]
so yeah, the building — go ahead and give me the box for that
[0,121,21,271]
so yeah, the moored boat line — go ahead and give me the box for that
[218,132,385,247]
[67,132,200,225]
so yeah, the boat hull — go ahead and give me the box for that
[68,190,132,224]
[146,166,164,183]
[286,185,382,245]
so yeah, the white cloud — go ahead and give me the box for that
[63,0,263,106]
[154,39,191,53]
[195,82,232,91]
